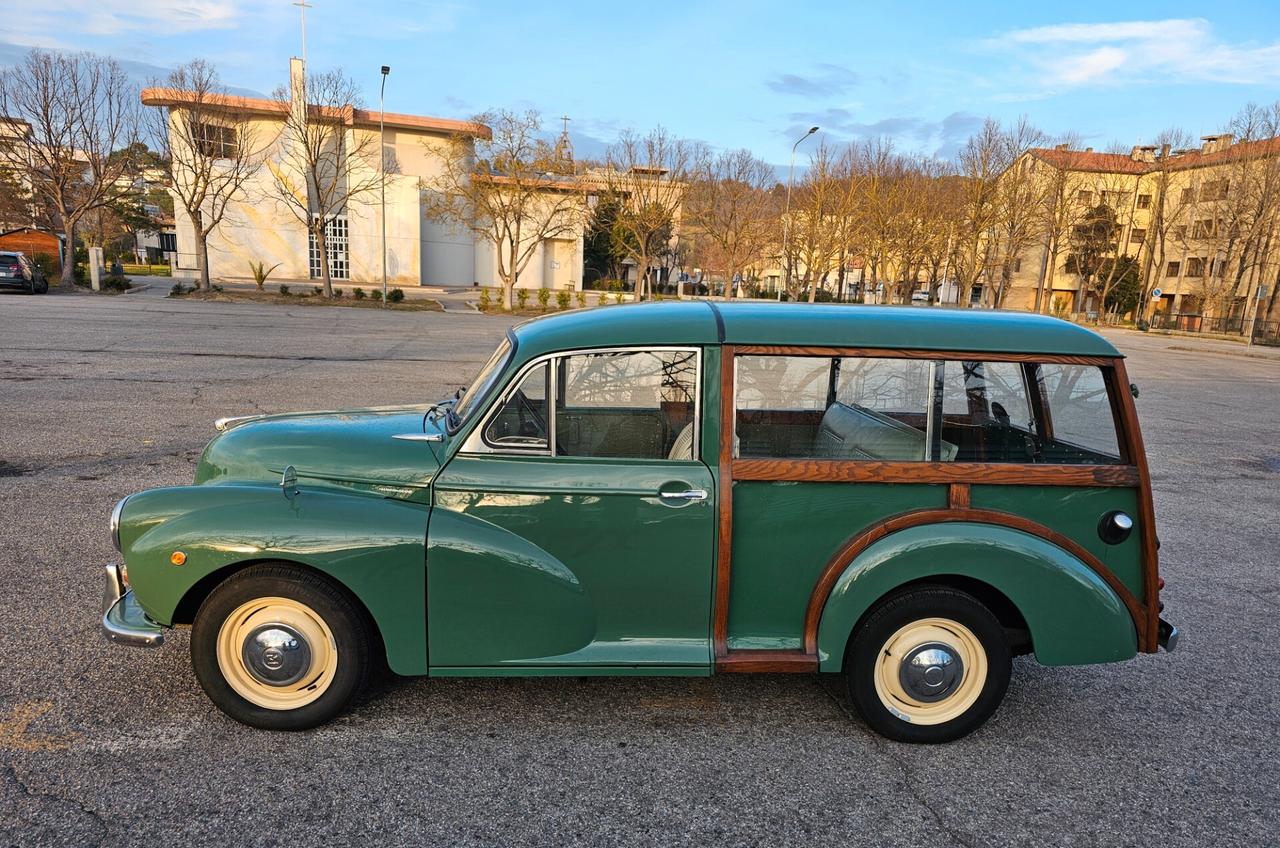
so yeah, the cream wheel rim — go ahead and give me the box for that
[873,617,987,726]
[216,596,338,710]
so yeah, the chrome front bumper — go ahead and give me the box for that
[102,564,165,648]
[1158,617,1180,652]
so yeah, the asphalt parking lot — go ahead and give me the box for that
[1,287,1277,847]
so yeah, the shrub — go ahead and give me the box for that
[814,289,834,303]
[169,282,189,297]
[537,288,551,311]
[575,291,586,309]
[279,284,291,296]
[210,283,223,293]
[332,288,344,298]
[613,291,624,304]
[516,289,530,310]
[72,265,89,287]
[312,286,323,297]
[556,290,571,310]
[597,292,607,306]
[1051,294,1070,319]
[388,287,405,303]
[248,260,280,290]
[353,287,366,299]
[32,253,56,278]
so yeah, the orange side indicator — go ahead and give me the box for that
[170,551,187,566]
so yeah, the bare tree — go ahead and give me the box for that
[0,49,140,287]
[951,119,1007,307]
[990,118,1048,308]
[266,67,383,298]
[685,146,777,299]
[425,109,585,311]
[602,127,691,300]
[144,61,267,290]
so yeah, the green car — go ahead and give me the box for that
[104,302,1177,742]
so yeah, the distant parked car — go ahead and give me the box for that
[911,290,930,303]
[0,251,48,294]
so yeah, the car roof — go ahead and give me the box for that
[511,301,1121,359]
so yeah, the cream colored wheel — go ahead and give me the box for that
[872,617,988,726]
[215,596,339,711]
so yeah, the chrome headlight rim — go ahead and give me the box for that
[110,496,129,552]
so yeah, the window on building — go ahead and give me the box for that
[1137,194,1152,209]
[1200,180,1229,201]
[1013,258,1022,273]
[1180,187,1195,205]
[1186,256,1206,277]
[1165,261,1181,277]
[1192,219,1218,239]
[1129,228,1147,244]
[1077,190,1094,204]
[734,356,1123,465]
[1174,225,1187,241]
[309,215,349,280]
[1102,191,1130,208]
[158,232,177,253]
[191,122,238,159]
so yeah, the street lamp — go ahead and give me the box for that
[380,65,390,307]
[782,126,819,296]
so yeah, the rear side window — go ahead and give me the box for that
[735,355,1124,465]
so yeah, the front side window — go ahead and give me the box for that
[736,355,1123,465]
[483,361,549,451]
[474,348,699,461]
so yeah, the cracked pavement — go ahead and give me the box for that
[1,288,1277,846]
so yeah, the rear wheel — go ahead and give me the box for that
[846,586,1011,743]
[191,564,373,730]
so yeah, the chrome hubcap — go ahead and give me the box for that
[899,642,963,702]
[241,623,311,687]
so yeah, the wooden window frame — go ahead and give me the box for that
[713,345,1159,672]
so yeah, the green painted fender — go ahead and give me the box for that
[424,507,596,666]
[815,522,1137,671]
[118,485,429,675]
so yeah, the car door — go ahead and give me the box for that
[426,346,716,671]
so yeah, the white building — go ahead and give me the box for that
[142,59,585,290]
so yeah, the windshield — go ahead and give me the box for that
[450,336,513,428]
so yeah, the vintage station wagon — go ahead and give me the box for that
[104,302,1178,743]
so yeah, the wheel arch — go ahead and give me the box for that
[814,521,1138,672]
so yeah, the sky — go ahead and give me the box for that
[4,1,1280,169]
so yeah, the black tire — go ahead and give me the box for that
[191,563,374,730]
[845,586,1011,744]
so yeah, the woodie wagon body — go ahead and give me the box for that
[104,302,1177,742]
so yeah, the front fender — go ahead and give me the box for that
[816,522,1137,671]
[119,485,429,675]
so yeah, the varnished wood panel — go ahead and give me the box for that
[949,482,971,509]
[713,345,736,659]
[733,459,1141,487]
[716,650,818,673]
[801,507,1150,655]
[1113,359,1161,653]
[734,345,1116,367]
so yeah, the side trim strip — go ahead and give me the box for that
[733,459,1140,487]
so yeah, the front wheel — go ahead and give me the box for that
[191,564,374,730]
[846,586,1011,743]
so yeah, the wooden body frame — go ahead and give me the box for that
[714,346,1159,672]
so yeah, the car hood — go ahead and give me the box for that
[194,405,444,499]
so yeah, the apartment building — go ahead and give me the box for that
[1000,134,1280,326]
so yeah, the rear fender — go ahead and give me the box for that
[816,522,1137,671]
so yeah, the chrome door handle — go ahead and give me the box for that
[660,488,708,502]
[392,433,444,442]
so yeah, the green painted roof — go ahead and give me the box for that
[511,301,1120,359]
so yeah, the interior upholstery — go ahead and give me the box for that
[814,402,957,461]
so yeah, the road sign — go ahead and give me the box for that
[1151,287,1163,299]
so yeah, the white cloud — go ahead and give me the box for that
[1,0,240,43]
[991,18,1280,88]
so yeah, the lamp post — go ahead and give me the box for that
[782,126,819,297]
[380,65,390,307]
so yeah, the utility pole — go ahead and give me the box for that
[292,1,312,66]
[783,126,819,297]
[380,65,390,307]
